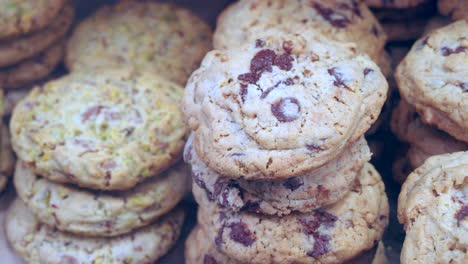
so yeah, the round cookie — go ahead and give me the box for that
[183,31,388,180]
[396,20,468,142]
[66,0,212,85]
[0,123,15,193]
[184,133,371,215]
[398,151,468,263]
[6,198,184,264]
[0,0,65,41]
[0,41,64,89]
[438,0,468,20]
[0,1,73,68]
[214,0,387,64]
[10,69,187,190]
[14,161,190,237]
[365,0,429,8]
[195,163,389,264]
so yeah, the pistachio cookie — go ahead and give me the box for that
[66,0,212,85]
[184,133,371,215]
[395,21,468,142]
[398,151,468,264]
[0,41,64,89]
[195,163,389,264]
[0,0,65,40]
[214,0,386,64]
[183,32,387,179]
[14,161,190,237]
[0,1,73,67]
[11,69,187,190]
[6,198,184,264]
[438,0,468,20]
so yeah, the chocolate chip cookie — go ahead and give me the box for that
[10,69,187,190]
[183,31,388,179]
[398,151,468,263]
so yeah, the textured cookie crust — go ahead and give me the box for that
[395,21,468,143]
[0,1,73,67]
[185,133,371,215]
[14,161,190,237]
[0,41,64,89]
[195,163,389,264]
[0,123,15,193]
[183,32,387,179]
[214,0,386,64]
[0,0,65,40]
[6,198,184,264]
[66,0,212,85]
[438,0,468,19]
[398,152,468,264]
[11,69,187,190]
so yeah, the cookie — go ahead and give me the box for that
[10,69,187,190]
[2,88,30,116]
[183,31,388,180]
[0,123,15,193]
[186,225,388,264]
[214,0,386,65]
[395,20,468,143]
[185,133,371,215]
[0,0,65,41]
[398,151,468,263]
[0,1,73,68]
[14,160,190,237]
[391,100,468,169]
[0,41,64,90]
[195,163,389,264]
[365,0,429,8]
[438,0,468,20]
[66,0,212,85]
[6,198,184,264]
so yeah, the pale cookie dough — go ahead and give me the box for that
[6,198,184,264]
[398,151,468,264]
[14,161,190,237]
[395,21,468,142]
[183,31,387,179]
[195,163,389,264]
[10,69,187,190]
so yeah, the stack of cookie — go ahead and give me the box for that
[391,20,468,183]
[0,0,73,90]
[183,9,391,261]
[6,69,191,263]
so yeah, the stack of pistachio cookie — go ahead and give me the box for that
[183,3,391,260]
[0,0,74,90]
[391,20,468,183]
[6,69,191,263]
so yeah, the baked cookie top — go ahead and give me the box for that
[14,161,190,237]
[398,151,468,263]
[395,20,468,143]
[0,0,65,40]
[195,163,389,264]
[6,198,184,264]
[183,32,387,179]
[185,133,370,215]
[66,0,212,85]
[10,69,187,190]
[214,0,386,63]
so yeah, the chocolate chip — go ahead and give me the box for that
[363,68,374,76]
[307,233,332,258]
[283,177,304,191]
[459,82,468,93]
[228,221,255,246]
[455,204,467,227]
[300,211,338,258]
[274,54,294,71]
[238,72,259,84]
[271,97,301,122]
[250,49,276,73]
[306,144,324,152]
[328,67,351,91]
[312,2,350,28]
[255,39,265,48]
[441,46,466,56]
[203,255,218,264]
[240,84,248,103]
[193,172,215,201]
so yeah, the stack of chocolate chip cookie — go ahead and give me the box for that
[391,20,468,183]
[183,12,391,261]
[0,0,74,90]
[6,69,191,263]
